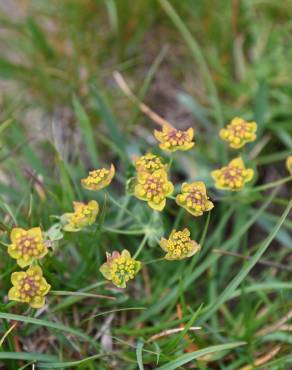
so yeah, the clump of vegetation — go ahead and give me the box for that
[0,1,291,369]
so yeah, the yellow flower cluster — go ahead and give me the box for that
[219,117,257,149]
[4,109,263,297]
[134,153,166,173]
[154,125,194,152]
[176,182,214,216]
[159,228,200,260]
[134,169,174,211]
[6,227,50,308]
[8,266,51,308]
[81,164,115,191]
[63,200,99,232]
[214,117,257,191]
[286,156,292,175]
[212,157,254,191]
[8,227,48,268]
[99,250,141,288]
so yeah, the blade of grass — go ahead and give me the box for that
[72,95,99,167]
[136,340,145,370]
[38,353,109,368]
[26,17,55,59]
[156,342,246,370]
[229,282,292,300]
[90,84,129,164]
[200,196,292,323]
[0,352,58,362]
[131,187,278,325]
[159,0,223,128]
[0,312,97,347]
[0,118,14,136]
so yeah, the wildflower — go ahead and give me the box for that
[211,157,254,191]
[7,227,48,268]
[154,124,194,152]
[81,164,115,191]
[99,250,141,288]
[134,153,166,173]
[8,266,51,308]
[62,200,99,232]
[286,156,292,175]
[219,117,257,149]
[134,169,174,211]
[176,182,214,217]
[159,228,201,260]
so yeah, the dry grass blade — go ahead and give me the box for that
[113,71,173,128]
[257,309,292,337]
[212,249,292,272]
[0,322,17,346]
[147,326,201,342]
[239,345,281,370]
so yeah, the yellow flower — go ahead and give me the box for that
[159,228,201,260]
[211,157,254,191]
[99,250,141,288]
[286,156,292,175]
[176,182,214,217]
[219,117,257,149]
[8,266,51,308]
[134,169,174,211]
[154,124,194,152]
[7,227,48,268]
[63,200,99,232]
[81,164,115,191]
[134,153,166,173]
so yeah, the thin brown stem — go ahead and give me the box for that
[212,249,292,272]
[113,71,173,128]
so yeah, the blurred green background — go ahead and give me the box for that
[0,1,291,369]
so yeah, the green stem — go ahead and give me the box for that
[218,175,292,202]
[168,154,174,170]
[199,211,211,247]
[250,175,292,192]
[103,227,144,235]
[133,234,148,259]
[144,257,165,265]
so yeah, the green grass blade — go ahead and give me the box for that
[156,342,246,370]
[38,353,108,368]
[26,17,55,59]
[136,340,145,370]
[0,312,97,347]
[72,95,99,167]
[90,85,129,164]
[134,188,278,325]
[159,0,223,128]
[0,352,58,362]
[229,281,292,300]
[0,118,14,136]
[201,196,292,323]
